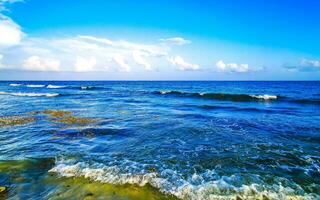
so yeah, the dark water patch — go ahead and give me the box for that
[51,127,129,138]
[291,99,320,105]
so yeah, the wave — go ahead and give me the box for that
[47,84,66,89]
[49,159,318,200]
[80,86,95,90]
[0,91,60,97]
[26,84,46,88]
[9,83,22,87]
[79,86,105,90]
[155,91,278,102]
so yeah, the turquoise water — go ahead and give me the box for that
[0,81,319,199]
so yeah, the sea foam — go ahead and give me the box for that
[47,84,66,89]
[26,84,46,88]
[9,83,22,87]
[0,91,59,97]
[49,159,318,200]
[250,94,278,100]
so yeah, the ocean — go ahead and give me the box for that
[0,81,319,200]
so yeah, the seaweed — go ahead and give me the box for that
[42,110,97,126]
[0,116,35,127]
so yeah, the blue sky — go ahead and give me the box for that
[0,0,319,80]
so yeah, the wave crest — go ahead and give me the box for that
[26,84,46,88]
[156,91,278,102]
[0,91,59,97]
[47,84,66,89]
[9,83,22,87]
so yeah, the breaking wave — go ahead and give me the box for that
[155,91,320,105]
[26,84,46,88]
[155,91,278,102]
[49,159,318,200]
[0,91,60,97]
[47,84,66,89]
[9,83,22,87]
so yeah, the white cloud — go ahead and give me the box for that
[112,54,130,72]
[23,56,60,71]
[79,35,168,57]
[216,60,249,73]
[4,35,171,72]
[0,16,24,47]
[132,50,152,71]
[169,56,200,71]
[74,56,97,72]
[300,59,320,68]
[284,58,320,72]
[160,37,191,45]
[0,4,199,74]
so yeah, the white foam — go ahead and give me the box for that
[160,91,170,94]
[81,86,91,90]
[0,91,59,97]
[251,94,277,100]
[47,84,66,89]
[49,159,318,200]
[9,83,22,87]
[26,84,46,88]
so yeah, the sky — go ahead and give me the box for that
[0,0,319,80]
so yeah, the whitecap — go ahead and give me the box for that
[9,83,22,87]
[0,91,59,97]
[26,84,46,88]
[160,91,170,94]
[251,94,277,100]
[47,84,66,89]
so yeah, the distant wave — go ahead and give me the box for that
[26,84,46,88]
[80,86,101,90]
[47,84,66,89]
[9,83,22,87]
[155,90,320,105]
[49,158,318,200]
[155,91,278,102]
[0,91,59,97]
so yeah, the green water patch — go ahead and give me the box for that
[0,158,55,199]
[44,176,178,200]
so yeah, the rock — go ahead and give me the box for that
[0,186,7,194]
[262,194,270,200]
[236,196,243,200]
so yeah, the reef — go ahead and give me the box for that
[0,116,35,127]
[42,109,97,125]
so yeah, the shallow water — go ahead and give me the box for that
[0,81,319,200]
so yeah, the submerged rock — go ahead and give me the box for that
[0,186,7,194]
[42,109,97,126]
[43,109,72,118]
[0,115,34,127]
